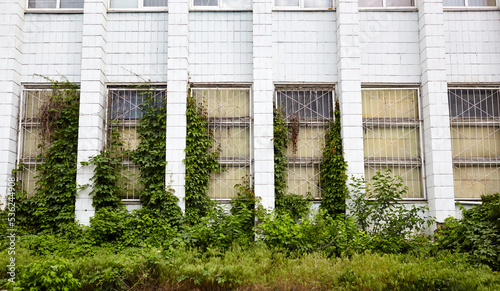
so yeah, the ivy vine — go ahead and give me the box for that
[86,126,124,211]
[319,101,348,218]
[273,106,311,220]
[132,86,182,223]
[185,92,222,223]
[15,78,80,233]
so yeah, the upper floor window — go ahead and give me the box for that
[28,0,83,9]
[359,0,414,7]
[109,0,168,9]
[443,0,496,6]
[192,0,251,9]
[274,0,332,8]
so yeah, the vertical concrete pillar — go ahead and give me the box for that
[417,0,455,223]
[336,0,364,206]
[75,0,108,225]
[0,0,25,210]
[165,0,189,211]
[252,0,274,210]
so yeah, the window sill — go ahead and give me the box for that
[443,6,499,11]
[108,8,168,12]
[25,9,84,14]
[358,7,418,12]
[272,7,335,11]
[190,7,252,11]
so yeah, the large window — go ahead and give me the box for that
[362,88,423,199]
[192,0,251,9]
[275,88,334,199]
[108,87,167,202]
[18,89,53,197]
[448,88,500,199]
[28,0,84,9]
[274,0,332,8]
[358,0,414,7]
[443,0,496,7]
[109,0,168,9]
[191,87,252,200]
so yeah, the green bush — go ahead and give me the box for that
[436,193,500,271]
[260,210,369,256]
[10,258,81,291]
[349,169,434,253]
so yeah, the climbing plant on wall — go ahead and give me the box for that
[86,126,124,211]
[273,107,311,220]
[319,101,348,218]
[132,86,182,223]
[15,78,80,233]
[185,91,222,223]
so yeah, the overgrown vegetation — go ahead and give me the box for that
[350,169,434,253]
[14,78,80,233]
[5,82,500,289]
[85,127,124,211]
[185,92,222,223]
[435,193,500,270]
[273,106,311,220]
[132,86,181,223]
[319,101,348,218]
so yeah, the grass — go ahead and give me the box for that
[1,242,499,290]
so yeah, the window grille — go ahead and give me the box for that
[18,89,60,197]
[362,88,424,199]
[108,87,167,202]
[448,88,500,199]
[275,88,334,199]
[191,88,252,200]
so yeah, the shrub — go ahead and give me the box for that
[349,169,434,253]
[260,210,369,256]
[435,193,500,271]
[10,258,81,291]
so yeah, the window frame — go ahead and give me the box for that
[448,87,500,200]
[26,0,84,11]
[358,0,417,10]
[443,0,498,9]
[361,87,426,200]
[274,86,336,200]
[272,0,334,11]
[190,0,252,11]
[108,0,168,12]
[190,85,253,202]
[107,85,167,203]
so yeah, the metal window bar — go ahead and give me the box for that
[448,88,500,199]
[362,88,424,199]
[275,88,334,199]
[108,87,167,202]
[191,88,252,200]
[18,89,57,197]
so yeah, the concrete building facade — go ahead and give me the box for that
[1,0,499,225]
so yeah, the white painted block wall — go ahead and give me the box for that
[273,12,337,83]
[189,12,253,83]
[106,13,168,83]
[360,12,420,83]
[22,14,83,83]
[444,11,500,83]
